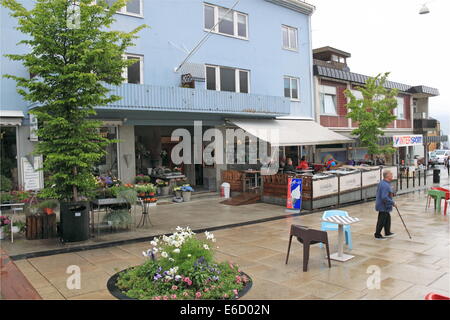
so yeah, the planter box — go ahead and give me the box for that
[182,191,192,202]
[26,214,57,240]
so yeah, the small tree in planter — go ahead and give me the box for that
[2,0,146,230]
[344,73,398,160]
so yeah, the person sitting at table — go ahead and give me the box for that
[326,157,337,170]
[284,158,296,172]
[296,156,309,170]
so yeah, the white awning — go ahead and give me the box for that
[229,119,353,146]
[0,110,24,126]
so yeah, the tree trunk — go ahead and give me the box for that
[72,166,78,202]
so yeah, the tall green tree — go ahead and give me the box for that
[344,72,398,157]
[2,0,146,201]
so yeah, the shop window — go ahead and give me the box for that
[94,127,119,178]
[0,127,18,190]
[204,3,248,40]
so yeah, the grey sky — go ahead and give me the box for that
[308,0,450,138]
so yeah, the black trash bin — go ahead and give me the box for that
[433,169,440,184]
[60,202,90,242]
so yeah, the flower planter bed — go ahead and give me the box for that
[107,269,252,300]
[106,227,252,300]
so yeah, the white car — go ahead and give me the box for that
[430,150,450,164]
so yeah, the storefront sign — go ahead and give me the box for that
[21,156,43,191]
[362,169,380,187]
[286,177,302,213]
[313,176,338,198]
[393,135,423,148]
[339,173,362,192]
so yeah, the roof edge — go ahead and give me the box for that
[265,0,315,15]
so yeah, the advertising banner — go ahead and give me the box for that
[339,173,362,192]
[393,135,423,148]
[286,177,302,213]
[313,176,339,198]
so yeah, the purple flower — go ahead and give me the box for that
[153,273,162,281]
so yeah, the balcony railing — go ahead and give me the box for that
[414,118,438,133]
[99,83,290,116]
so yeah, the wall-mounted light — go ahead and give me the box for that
[419,4,430,14]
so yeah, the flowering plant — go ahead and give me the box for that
[116,227,249,300]
[180,185,194,192]
[0,216,11,227]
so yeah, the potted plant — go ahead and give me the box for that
[181,185,194,202]
[103,209,132,229]
[108,226,252,300]
[38,199,59,215]
[142,175,151,184]
[0,192,13,210]
[156,179,170,196]
[145,184,157,197]
[173,186,182,198]
[0,216,11,240]
[135,175,145,184]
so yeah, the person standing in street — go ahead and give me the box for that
[374,170,396,240]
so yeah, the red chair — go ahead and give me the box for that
[425,293,450,300]
[431,187,450,215]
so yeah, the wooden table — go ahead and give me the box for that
[322,215,360,262]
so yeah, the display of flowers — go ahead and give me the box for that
[116,226,249,300]
[180,184,194,192]
[96,176,121,188]
[0,216,11,227]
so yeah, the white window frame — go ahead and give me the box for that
[203,3,249,40]
[97,0,143,18]
[284,76,300,101]
[205,64,250,93]
[282,25,298,51]
[395,97,405,120]
[320,85,337,115]
[123,54,144,84]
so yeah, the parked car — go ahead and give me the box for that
[430,150,450,165]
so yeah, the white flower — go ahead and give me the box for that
[165,275,172,281]
[169,258,175,262]
[173,248,180,254]
[150,240,158,247]
[212,238,216,242]
[176,226,183,231]
[161,251,168,258]
[187,254,192,257]
[205,231,215,240]
[203,244,210,250]
[175,275,182,281]
[152,247,159,254]
[142,251,148,257]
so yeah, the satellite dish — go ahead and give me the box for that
[419,4,430,14]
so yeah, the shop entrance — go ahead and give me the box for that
[0,126,18,190]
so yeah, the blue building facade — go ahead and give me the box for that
[0,0,316,189]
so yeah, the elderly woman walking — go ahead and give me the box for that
[374,170,396,240]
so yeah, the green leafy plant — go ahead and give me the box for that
[38,199,59,210]
[116,188,138,206]
[344,72,398,158]
[116,227,249,300]
[103,209,132,228]
[1,0,147,201]
[0,192,13,204]
[0,175,12,192]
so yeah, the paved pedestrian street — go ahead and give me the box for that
[9,189,449,300]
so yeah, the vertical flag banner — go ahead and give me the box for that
[286,177,302,213]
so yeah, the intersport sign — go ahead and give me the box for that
[393,135,423,148]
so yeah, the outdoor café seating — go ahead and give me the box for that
[285,224,331,272]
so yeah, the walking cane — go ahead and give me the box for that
[394,206,412,239]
